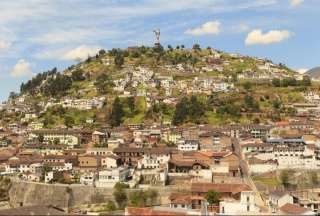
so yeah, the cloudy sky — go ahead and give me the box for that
[0,0,319,101]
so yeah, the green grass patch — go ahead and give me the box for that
[252,176,281,186]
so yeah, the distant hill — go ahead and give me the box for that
[306,67,320,79]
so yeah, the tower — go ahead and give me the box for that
[153,29,161,47]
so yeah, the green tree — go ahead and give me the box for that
[95,74,115,94]
[41,164,52,181]
[272,100,282,110]
[205,190,220,205]
[302,75,311,86]
[129,191,146,207]
[280,170,290,189]
[99,49,106,55]
[243,81,252,91]
[127,97,135,114]
[64,116,75,128]
[113,183,128,209]
[115,53,124,68]
[71,69,85,81]
[53,138,60,145]
[38,134,44,143]
[272,78,281,87]
[192,43,201,51]
[145,189,158,206]
[189,95,205,122]
[9,92,18,99]
[173,97,190,125]
[105,201,116,212]
[42,73,72,97]
[244,94,259,112]
[109,97,124,127]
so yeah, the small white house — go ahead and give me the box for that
[101,154,120,169]
[96,167,130,187]
[268,191,294,212]
[177,140,199,151]
[220,191,259,215]
[80,173,95,186]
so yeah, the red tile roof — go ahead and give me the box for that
[280,203,312,215]
[169,193,205,205]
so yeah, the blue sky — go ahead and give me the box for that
[0,0,319,101]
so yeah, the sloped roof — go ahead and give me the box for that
[280,203,312,215]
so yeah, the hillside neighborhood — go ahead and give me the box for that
[0,41,319,216]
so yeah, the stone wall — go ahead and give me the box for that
[8,180,190,209]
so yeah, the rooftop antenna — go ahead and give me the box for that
[153,29,161,47]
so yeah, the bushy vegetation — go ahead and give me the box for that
[272,76,311,87]
[20,68,57,94]
[173,95,207,125]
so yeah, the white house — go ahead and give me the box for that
[219,191,259,215]
[96,167,130,187]
[80,172,95,186]
[177,140,199,151]
[101,154,120,169]
[268,191,294,213]
[29,130,79,147]
[137,148,172,169]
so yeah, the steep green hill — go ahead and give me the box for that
[2,45,309,128]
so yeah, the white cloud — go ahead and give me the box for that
[290,0,304,7]
[185,21,221,36]
[62,45,100,61]
[245,29,292,45]
[297,68,308,74]
[10,59,33,77]
[35,45,100,62]
[0,40,11,49]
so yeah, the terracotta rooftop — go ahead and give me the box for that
[169,193,205,205]
[279,203,312,215]
[197,151,231,158]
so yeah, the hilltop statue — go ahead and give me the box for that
[153,29,161,47]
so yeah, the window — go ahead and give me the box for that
[247,205,250,212]
[247,196,250,202]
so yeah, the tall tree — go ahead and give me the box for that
[109,97,124,127]
[115,53,124,68]
[173,97,190,125]
[205,190,220,205]
[95,74,114,94]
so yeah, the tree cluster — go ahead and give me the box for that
[20,68,57,94]
[272,76,311,87]
[95,73,114,94]
[128,189,158,207]
[42,73,72,97]
[173,96,206,125]
[113,183,129,209]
